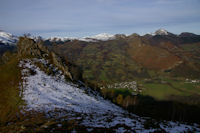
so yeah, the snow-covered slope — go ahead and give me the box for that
[0,30,18,45]
[47,33,115,42]
[19,59,200,132]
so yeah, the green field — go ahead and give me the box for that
[141,78,200,100]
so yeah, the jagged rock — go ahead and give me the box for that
[18,37,41,57]
[50,52,73,80]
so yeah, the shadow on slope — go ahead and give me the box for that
[126,95,200,124]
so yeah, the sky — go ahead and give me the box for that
[0,0,200,37]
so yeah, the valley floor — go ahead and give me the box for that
[19,59,200,132]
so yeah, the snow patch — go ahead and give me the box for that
[47,33,115,42]
[86,33,115,41]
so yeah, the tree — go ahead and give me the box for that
[116,94,123,105]
[123,95,131,108]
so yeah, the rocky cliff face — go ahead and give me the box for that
[17,37,48,57]
[17,37,73,80]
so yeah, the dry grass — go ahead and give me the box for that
[0,54,23,125]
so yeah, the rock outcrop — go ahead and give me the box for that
[49,51,73,80]
[17,37,47,58]
[17,37,73,80]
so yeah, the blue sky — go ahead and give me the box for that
[0,0,200,37]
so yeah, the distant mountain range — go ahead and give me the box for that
[47,33,116,42]
[46,29,200,43]
[0,30,18,45]
[1,29,200,45]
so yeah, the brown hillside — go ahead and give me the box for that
[127,37,181,70]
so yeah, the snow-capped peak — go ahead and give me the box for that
[47,33,115,42]
[86,33,115,41]
[0,30,18,45]
[155,28,169,35]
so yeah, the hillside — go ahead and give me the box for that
[46,30,200,88]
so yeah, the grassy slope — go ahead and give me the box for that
[0,55,22,124]
[48,39,149,85]
[127,41,181,70]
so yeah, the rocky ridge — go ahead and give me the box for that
[17,37,73,80]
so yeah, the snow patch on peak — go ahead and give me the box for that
[155,29,169,35]
[0,31,18,45]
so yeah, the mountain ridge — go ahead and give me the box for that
[1,29,199,44]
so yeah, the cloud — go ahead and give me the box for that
[155,0,185,4]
